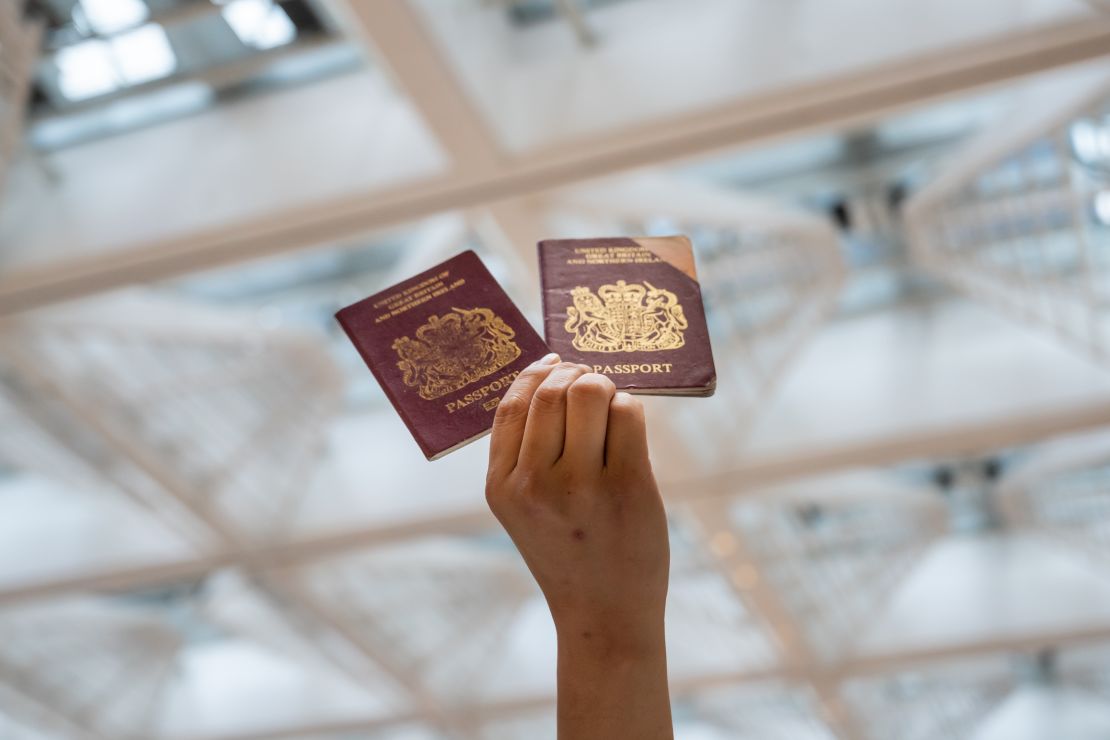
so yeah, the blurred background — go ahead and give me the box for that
[2,1,1110,738]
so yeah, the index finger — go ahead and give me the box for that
[488,353,560,477]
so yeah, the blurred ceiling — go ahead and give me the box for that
[1,1,1110,739]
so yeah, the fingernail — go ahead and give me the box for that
[538,352,560,365]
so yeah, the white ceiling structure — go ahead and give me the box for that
[3,1,1110,739]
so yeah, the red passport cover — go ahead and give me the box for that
[336,251,549,460]
[538,236,716,396]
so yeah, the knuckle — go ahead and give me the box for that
[610,392,644,417]
[493,393,529,423]
[531,383,567,410]
[484,475,504,509]
[486,470,525,510]
[516,364,549,383]
[569,373,616,401]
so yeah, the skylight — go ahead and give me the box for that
[55,24,178,102]
[1071,119,1110,172]
[1096,191,1110,226]
[112,25,177,86]
[56,41,119,101]
[219,0,298,50]
[79,0,150,36]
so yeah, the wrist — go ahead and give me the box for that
[555,613,666,662]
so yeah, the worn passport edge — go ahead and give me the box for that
[335,302,438,461]
[632,235,700,282]
[426,428,493,461]
[334,249,492,461]
[634,235,717,397]
[537,235,717,397]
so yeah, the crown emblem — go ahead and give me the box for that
[393,307,521,400]
[565,280,687,353]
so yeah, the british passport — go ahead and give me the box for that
[538,236,716,397]
[336,251,550,460]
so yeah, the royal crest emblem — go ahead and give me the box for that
[565,280,687,353]
[393,307,521,400]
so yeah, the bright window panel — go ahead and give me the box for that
[221,0,297,50]
[1096,191,1110,226]
[79,0,149,35]
[1072,119,1110,167]
[110,24,178,85]
[56,41,119,101]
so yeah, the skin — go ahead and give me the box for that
[485,353,673,740]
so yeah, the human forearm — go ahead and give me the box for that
[556,621,672,740]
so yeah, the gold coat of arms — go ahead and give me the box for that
[393,307,521,400]
[565,280,687,353]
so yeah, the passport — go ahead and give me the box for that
[538,236,716,397]
[336,251,550,460]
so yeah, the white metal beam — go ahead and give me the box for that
[328,0,503,174]
[166,621,1110,740]
[674,399,1110,504]
[3,400,1110,608]
[836,622,1110,680]
[3,18,1110,313]
[171,665,788,740]
[334,0,554,301]
[685,502,864,740]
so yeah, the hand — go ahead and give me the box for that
[486,353,674,738]
[485,354,670,656]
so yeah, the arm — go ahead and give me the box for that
[485,354,673,740]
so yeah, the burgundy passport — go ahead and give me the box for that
[538,236,716,396]
[336,251,549,460]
